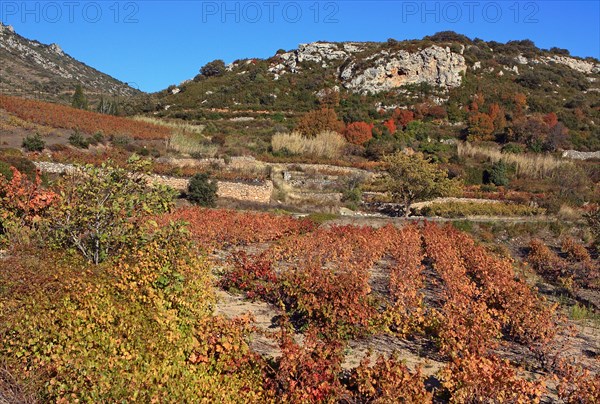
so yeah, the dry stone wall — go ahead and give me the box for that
[562,150,600,160]
[34,162,274,204]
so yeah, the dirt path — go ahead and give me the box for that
[214,288,446,373]
[214,289,285,358]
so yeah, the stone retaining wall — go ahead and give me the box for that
[34,162,274,204]
[562,150,600,160]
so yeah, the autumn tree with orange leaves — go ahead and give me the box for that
[467,112,495,141]
[296,108,345,138]
[0,167,57,245]
[344,121,374,145]
[392,109,415,129]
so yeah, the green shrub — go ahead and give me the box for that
[501,143,525,154]
[93,131,105,143]
[68,131,90,149]
[46,158,177,264]
[419,201,544,218]
[0,156,37,181]
[21,133,45,152]
[0,161,11,179]
[0,148,23,158]
[487,161,510,186]
[0,225,268,402]
[464,166,485,185]
[111,135,132,148]
[187,173,218,207]
[86,131,105,146]
[340,174,365,210]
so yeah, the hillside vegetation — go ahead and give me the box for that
[145,32,599,153]
[0,29,600,403]
[1,164,598,402]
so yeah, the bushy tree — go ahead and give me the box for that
[383,152,461,217]
[200,59,226,77]
[487,161,510,186]
[296,108,345,138]
[383,119,397,135]
[46,157,176,264]
[392,109,415,129]
[426,31,471,44]
[513,93,527,117]
[511,116,549,151]
[187,173,218,207]
[488,103,507,133]
[467,112,494,141]
[344,121,373,145]
[21,133,45,152]
[71,84,88,110]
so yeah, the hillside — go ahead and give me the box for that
[150,32,600,151]
[0,21,138,104]
[1,25,600,403]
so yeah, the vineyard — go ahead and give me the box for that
[162,207,600,402]
[0,95,171,140]
[1,168,598,402]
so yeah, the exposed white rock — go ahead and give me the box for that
[343,42,365,53]
[340,45,466,94]
[315,86,340,99]
[542,55,600,74]
[515,54,528,64]
[562,150,600,160]
[0,22,14,34]
[296,42,348,63]
[49,43,64,55]
[171,87,180,95]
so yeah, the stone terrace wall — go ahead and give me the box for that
[34,162,274,204]
[562,150,600,160]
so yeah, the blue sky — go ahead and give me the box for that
[1,1,599,92]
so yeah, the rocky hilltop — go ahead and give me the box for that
[149,33,599,154]
[0,21,138,101]
[270,42,467,94]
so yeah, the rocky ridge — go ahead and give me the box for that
[269,42,467,94]
[0,21,138,99]
[264,41,600,95]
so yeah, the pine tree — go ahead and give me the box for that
[71,84,88,110]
